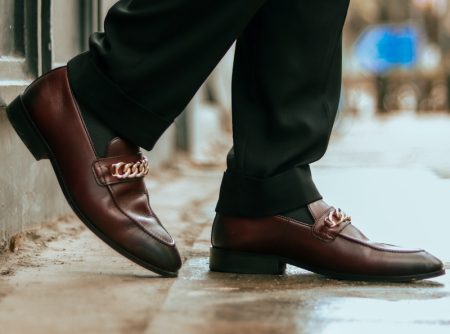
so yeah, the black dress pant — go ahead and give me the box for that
[67,0,350,216]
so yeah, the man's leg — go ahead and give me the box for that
[210,0,444,281]
[7,0,267,276]
[68,0,266,151]
[216,0,348,217]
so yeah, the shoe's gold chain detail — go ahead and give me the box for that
[111,156,149,179]
[324,208,351,228]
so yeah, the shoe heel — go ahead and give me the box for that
[209,247,286,275]
[6,96,48,161]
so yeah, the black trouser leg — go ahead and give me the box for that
[216,0,350,216]
[67,0,266,150]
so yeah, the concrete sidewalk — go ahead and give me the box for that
[0,161,449,334]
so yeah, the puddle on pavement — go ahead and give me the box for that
[177,256,450,333]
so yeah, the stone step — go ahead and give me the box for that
[0,82,29,106]
[0,57,32,80]
[0,56,33,106]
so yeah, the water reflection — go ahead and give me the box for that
[177,257,449,334]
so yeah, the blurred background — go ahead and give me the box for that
[184,0,450,173]
[345,0,450,116]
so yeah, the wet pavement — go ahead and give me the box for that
[1,113,450,333]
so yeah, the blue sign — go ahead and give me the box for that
[354,24,420,74]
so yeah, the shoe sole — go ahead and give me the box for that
[6,95,178,277]
[209,247,446,282]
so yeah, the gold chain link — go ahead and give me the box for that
[111,156,149,179]
[324,208,351,228]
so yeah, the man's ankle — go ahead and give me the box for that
[78,101,117,157]
[282,205,314,225]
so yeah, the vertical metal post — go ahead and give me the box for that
[24,0,38,76]
[40,0,52,73]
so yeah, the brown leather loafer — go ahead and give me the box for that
[210,200,445,281]
[6,67,181,276]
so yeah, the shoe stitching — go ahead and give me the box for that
[277,215,417,253]
[107,184,174,246]
[338,234,423,253]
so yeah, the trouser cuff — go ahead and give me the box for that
[215,165,322,216]
[67,52,172,150]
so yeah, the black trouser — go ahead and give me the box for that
[67,0,350,216]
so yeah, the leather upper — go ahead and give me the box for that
[212,199,443,277]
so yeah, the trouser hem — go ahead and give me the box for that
[215,165,322,216]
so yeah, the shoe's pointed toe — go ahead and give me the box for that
[419,251,445,276]
[146,242,182,275]
[123,219,182,275]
